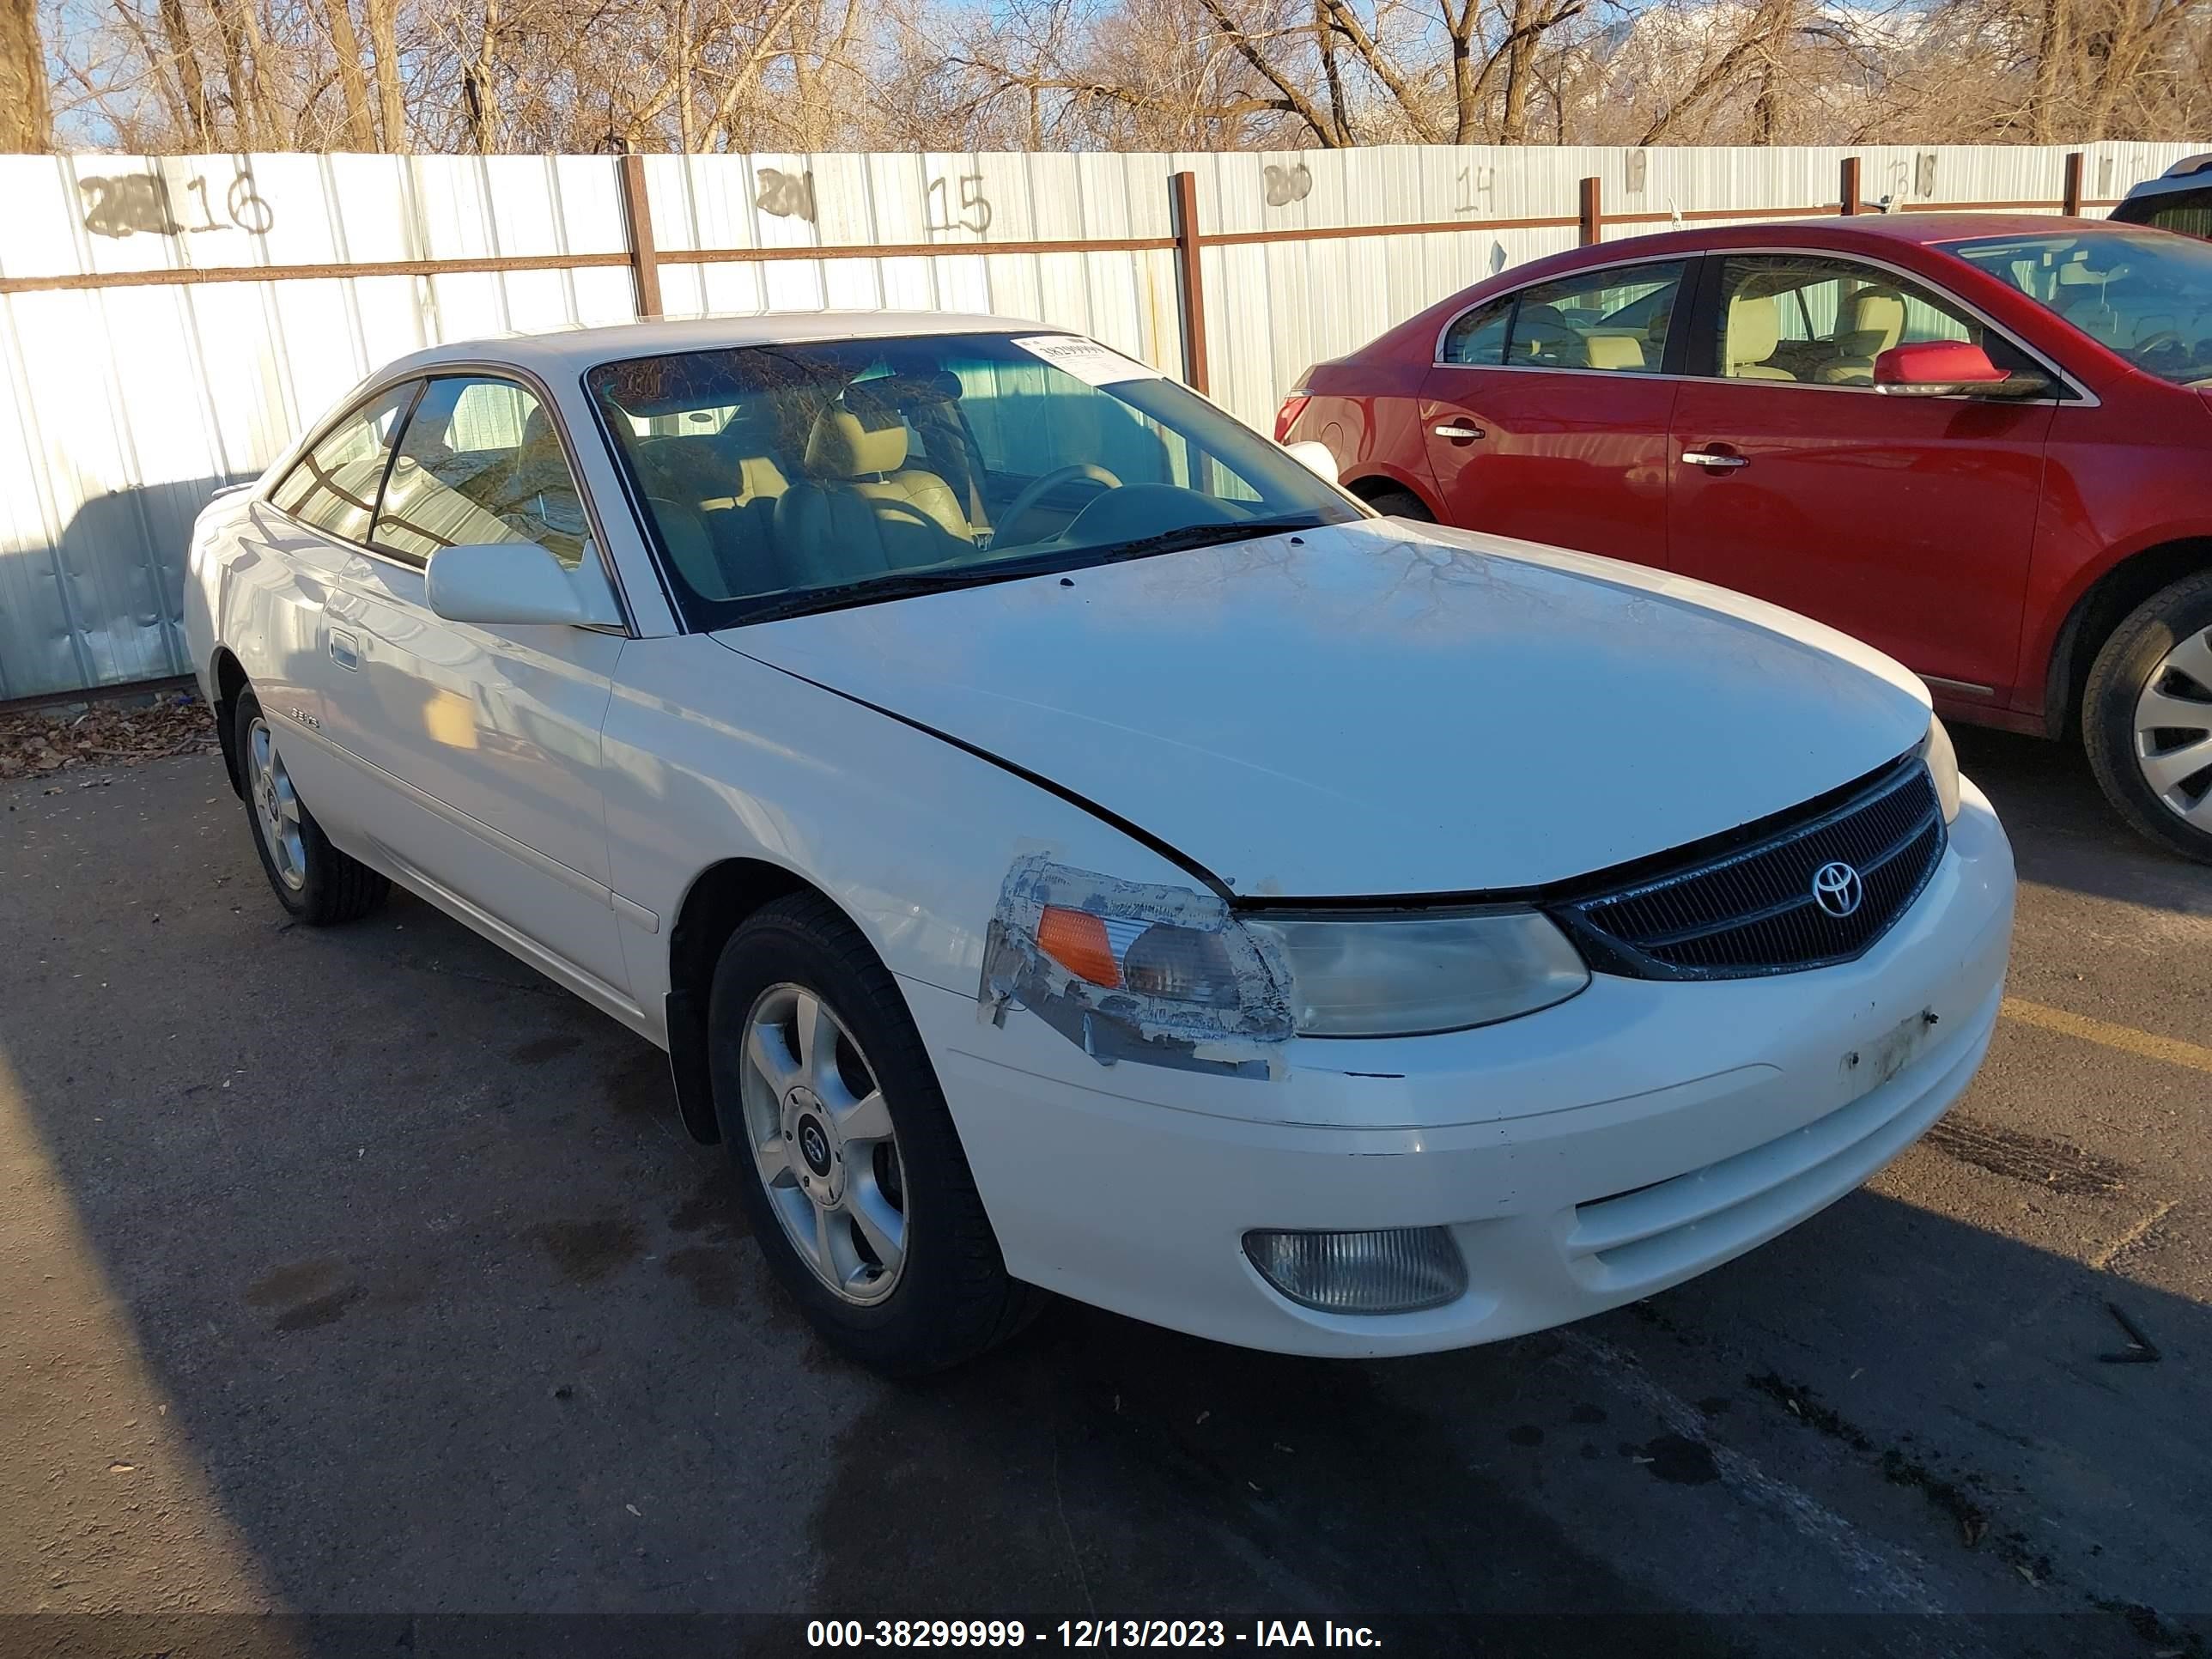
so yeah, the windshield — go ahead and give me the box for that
[1941,228,2212,387]
[586,331,1360,627]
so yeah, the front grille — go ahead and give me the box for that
[1552,757,1945,980]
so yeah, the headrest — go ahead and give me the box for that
[1844,287,1905,337]
[805,392,909,478]
[1582,334,1646,370]
[1726,294,1782,365]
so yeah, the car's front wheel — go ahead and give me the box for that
[233,688,391,922]
[2083,570,2212,864]
[1360,486,1435,523]
[707,892,1043,1374]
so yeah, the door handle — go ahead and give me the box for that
[329,630,361,671]
[1431,421,1486,442]
[1681,450,1749,471]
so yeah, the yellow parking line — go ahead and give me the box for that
[2001,998,2212,1074]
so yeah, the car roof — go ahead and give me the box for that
[377,309,1056,381]
[1571,212,2120,260]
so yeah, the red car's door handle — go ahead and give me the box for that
[1681,448,1748,471]
[1431,421,1486,442]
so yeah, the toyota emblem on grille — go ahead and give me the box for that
[1811,860,1864,919]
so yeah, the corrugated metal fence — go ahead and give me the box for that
[0,140,2202,701]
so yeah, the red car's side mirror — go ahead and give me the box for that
[1875,340,2050,399]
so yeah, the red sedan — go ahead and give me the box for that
[1281,214,2212,862]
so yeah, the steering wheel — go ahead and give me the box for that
[993,463,1121,546]
[2133,329,2186,360]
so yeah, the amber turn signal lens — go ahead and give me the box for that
[1037,905,1121,988]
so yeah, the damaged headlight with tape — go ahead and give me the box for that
[980,856,1295,1078]
[981,856,1591,1076]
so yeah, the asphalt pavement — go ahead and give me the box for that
[1,725,2207,1659]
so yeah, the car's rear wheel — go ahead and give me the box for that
[1360,487,1434,523]
[2082,570,2212,864]
[233,688,391,922]
[707,892,1044,1374]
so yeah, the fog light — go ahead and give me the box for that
[1243,1227,1467,1314]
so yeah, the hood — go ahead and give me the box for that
[715,520,1931,897]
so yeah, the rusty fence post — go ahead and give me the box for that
[1840,156,1862,216]
[1170,169,1209,393]
[617,149,663,319]
[1577,176,1602,246]
[2062,151,2085,216]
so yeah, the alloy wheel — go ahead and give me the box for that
[2134,625,2212,829]
[738,981,908,1305]
[246,717,307,890]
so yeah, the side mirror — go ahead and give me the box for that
[1875,340,2049,400]
[1284,439,1340,486]
[425,541,623,629]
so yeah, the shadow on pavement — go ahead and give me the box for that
[1951,725,2212,914]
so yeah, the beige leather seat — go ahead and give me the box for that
[1578,334,1647,371]
[1817,286,1907,384]
[1723,294,1797,381]
[773,393,972,588]
[703,403,794,510]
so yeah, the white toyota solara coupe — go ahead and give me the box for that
[185,312,2015,1373]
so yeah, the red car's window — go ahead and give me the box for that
[1440,263,1686,374]
[1942,229,2212,387]
[1706,254,2002,387]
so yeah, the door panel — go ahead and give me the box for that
[319,555,627,989]
[307,373,629,992]
[1668,253,2056,694]
[1420,260,1688,568]
[1421,368,1679,567]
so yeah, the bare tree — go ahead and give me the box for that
[2,0,52,149]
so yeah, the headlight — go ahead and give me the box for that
[981,858,1295,1079]
[981,860,1590,1071]
[1921,715,1961,823]
[1240,909,1589,1036]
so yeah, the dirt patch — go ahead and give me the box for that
[245,1258,360,1331]
[0,690,217,782]
[665,1245,742,1309]
[603,1053,672,1119]
[526,1214,643,1285]
[1636,1434,1720,1486]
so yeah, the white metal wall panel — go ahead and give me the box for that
[2,143,2204,698]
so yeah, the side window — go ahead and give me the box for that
[1441,297,1510,366]
[1504,263,1686,374]
[2123,187,2212,241]
[372,377,590,567]
[1709,255,1991,387]
[270,383,418,544]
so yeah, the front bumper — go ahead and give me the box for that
[907,782,2015,1357]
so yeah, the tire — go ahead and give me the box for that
[2081,570,2212,864]
[1361,487,1435,523]
[232,688,392,922]
[707,891,1044,1375]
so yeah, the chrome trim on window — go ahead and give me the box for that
[1431,242,2098,408]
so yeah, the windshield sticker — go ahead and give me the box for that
[1012,335,1164,387]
